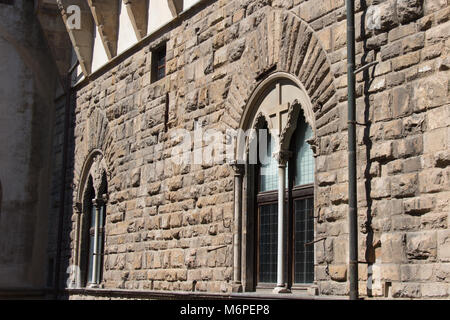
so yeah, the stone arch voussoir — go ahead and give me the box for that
[74,108,111,206]
[225,8,338,135]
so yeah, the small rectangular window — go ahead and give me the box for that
[151,44,166,83]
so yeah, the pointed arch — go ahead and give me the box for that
[236,72,317,163]
[76,149,108,206]
[73,149,109,288]
[225,8,337,160]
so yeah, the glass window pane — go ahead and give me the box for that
[259,204,278,283]
[88,204,96,284]
[294,120,314,186]
[294,197,314,284]
[260,133,278,192]
[87,234,95,284]
[90,204,96,227]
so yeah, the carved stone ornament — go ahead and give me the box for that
[90,154,105,196]
[279,100,302,151]
[73,202,82,214]
[307,136,319,157]
[230,160,245,176]
[273,149,292,165]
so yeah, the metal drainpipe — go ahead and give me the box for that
[54,60,79,299]
[346,0,359,300]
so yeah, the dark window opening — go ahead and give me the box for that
[152,44,166,82]
[47,257,54,287]
[0,0,14,5]
[80,173,107,287]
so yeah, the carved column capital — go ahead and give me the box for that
[92,198,104,207]
[230,160,245,176]
[273,150,292,166]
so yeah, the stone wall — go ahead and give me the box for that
[62,0,449,299]
[0,0,62,292]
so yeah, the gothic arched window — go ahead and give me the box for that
[76,153,108,289]
[254,112,314,289]
[83,173,107,287]
[235,76,317,293]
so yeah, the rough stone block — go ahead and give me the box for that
[329,264,347,282]
[391,173,418,198]
[381,233,406,263]
[403,197,435,215]
[401,263,435,281]
[366,0,398,32]
[392,282,421,298]
[397,0,424,24]
[381,263,401,281]
[392,86,412,117]
[438,230,450,262]
[406,231,437,260]
[371,177,392,199]
[371,141,394,161]
[421,283,449,297]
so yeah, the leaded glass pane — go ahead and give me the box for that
[259,204,278,283]
[87,204,96,284]
[259,133,278,192]
[294,121,314,186]
[87,234,95,284]
[95,205,105,282]
[294,197,314,284]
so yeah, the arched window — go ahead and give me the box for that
[254,112,314,289]
[77,153,108,288]
[235,75,317,293]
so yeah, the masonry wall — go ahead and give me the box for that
[62,0,450,299]
[0,0,61,293]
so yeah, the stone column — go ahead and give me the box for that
[273,150,291,294]
[90,197,104,287]
[231,161,244,292]
[71,202,82,288]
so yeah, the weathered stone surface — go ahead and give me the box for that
[228,39,246,62]
[421,283,449,297]
[381,264,401,281]
[392,86,411,117]
[406,231,437,260]
[397,0,424,24]
[401,264,434,281]
[391,173,419,198]
[438,230,450,262]
[39,0,450,300]
[366,0,398,32]
[392,282,421,298]
[371,141,394,161]
[381,233,407,263]
[404,197,435,215]
[329,265,347,282]
[371,177,392,199]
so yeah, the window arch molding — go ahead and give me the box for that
[76,149,109,205]
[236,72,317,164]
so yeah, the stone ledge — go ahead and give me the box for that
[66,288,348,300]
